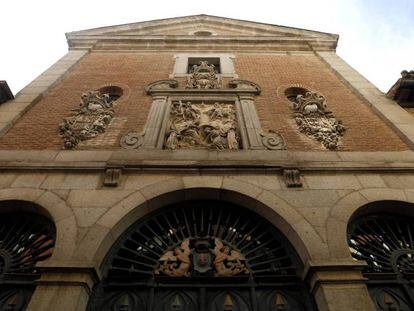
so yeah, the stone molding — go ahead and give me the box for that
[66,15,338,52]
[317,51,414,149]
[0,50,89,138]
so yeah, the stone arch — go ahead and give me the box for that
[0,188,77,262]
[80,176,328,268]
[326,188,410,259]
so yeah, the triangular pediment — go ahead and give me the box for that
[66,15,338,51]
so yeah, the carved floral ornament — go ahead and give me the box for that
[59,91,115,149]
[155,238,249,277]
[292,91,345,149]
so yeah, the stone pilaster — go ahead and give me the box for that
[26,267,98,311]
[237,95,264,149]
[305,260,375,311]
[142,96,169,148]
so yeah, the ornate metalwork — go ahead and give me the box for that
[165,101,240,150]
[186,61,222,89]
[59,91,115,149]
[349,213,414,310]
[155,238,248,277]
[292,91,345,150]
[88,202,315,311]
[0,288,34,311]
[0,213,55,275]
[349,214,414,274]
[105,202,299,279]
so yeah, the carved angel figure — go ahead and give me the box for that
[155,239,191,277]
[212,238,248,276]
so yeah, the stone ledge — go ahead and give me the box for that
[0,150,414,171]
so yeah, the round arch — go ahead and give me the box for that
[87,196,317,311]
[0,188,77,262]
[79,177,327,267]
[326,188,411,259]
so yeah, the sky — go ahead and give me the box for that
[0,0,413,94]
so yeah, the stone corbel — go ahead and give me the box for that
[283,168,302,187]
[103,168,122,187]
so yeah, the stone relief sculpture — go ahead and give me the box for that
[120,131,144,149]
[59,91,115,149]
[155,238,249,277]
[260,130,286,150]
[186,61,222,89]
[165,101,240,150]
[292,91,345,149]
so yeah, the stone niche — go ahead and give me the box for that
[120,78,286,151]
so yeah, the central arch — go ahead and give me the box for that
[87,199,316,311]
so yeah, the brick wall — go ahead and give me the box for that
[234,54,408,151]
[0,52,408,151]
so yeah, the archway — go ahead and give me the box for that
[87,200,315,311]
[0,200,56,310]
[347,201,414,310]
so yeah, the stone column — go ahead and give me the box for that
[237,95,264,149]
[26,268,98,311]
[142,96,169,148]
[305,261,375,311]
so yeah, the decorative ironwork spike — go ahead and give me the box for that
[171,294,182,311]
[383,292,396,305]
[117,293,132,311]
[6,293,20,309]
[224,294,233,311]
[275,291,287,310]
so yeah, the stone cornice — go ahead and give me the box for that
[67,35,337,52]
[66,15,338,52]
[0,150,414,172]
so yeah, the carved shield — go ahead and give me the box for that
[192,250,213,274]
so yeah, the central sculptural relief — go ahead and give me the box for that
[165,100,240,150]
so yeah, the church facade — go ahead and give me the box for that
[0,15,414,311]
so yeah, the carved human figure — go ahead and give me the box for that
[165,131,179,150]
[156,239,191,277]
[212,238,248,276]
[227,128,238,150]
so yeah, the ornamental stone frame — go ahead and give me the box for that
[171,53,237,78]
[121,79,285,150]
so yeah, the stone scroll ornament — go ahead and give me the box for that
[293,91,345,149]
[155,238,249,277]
[59,91,115,149]
[165,101,240,150]
[186,60,222,89]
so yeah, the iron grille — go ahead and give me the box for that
[106,201,299,281]
[0,213,55,275]
[348,213,414,310]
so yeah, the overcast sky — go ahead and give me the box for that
[1,0,413,94]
